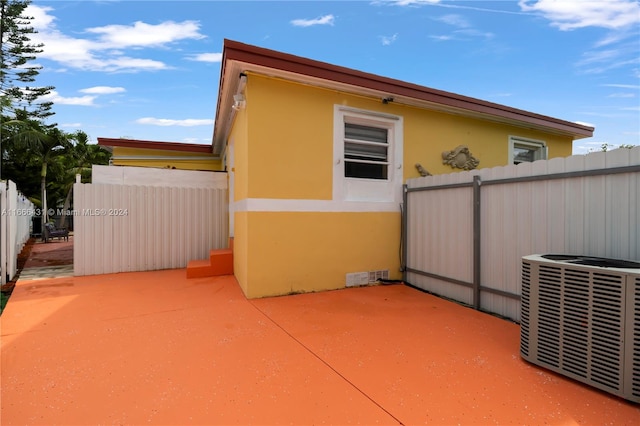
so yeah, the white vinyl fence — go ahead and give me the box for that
[1,180,35,284]
[74,182,228,276]
[403,147,640,322]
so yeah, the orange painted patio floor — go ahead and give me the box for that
[1,271,638,425]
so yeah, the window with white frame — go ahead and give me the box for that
[334,106,403,203]
[509,136,547,165]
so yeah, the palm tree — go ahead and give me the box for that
[7,112,71,238]
[56,130,110,228]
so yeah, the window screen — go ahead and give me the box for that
[344,123,389,179]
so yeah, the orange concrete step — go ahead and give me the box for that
[209,248,233,276]
[186,247,234,279]
[186,259,216,279]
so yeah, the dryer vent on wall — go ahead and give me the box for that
[520,254,640,403]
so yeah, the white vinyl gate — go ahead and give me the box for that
[74,183,228,276]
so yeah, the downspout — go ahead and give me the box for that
[226,73,246,242]
[401,184,408,282]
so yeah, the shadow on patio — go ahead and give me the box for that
[1,269,638,425]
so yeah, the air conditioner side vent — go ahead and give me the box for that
[628,275,640,399]
[520,261,531,358]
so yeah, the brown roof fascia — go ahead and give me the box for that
[222,39,594,138]
[97,138,213,154]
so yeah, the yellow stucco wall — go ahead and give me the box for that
[230,73,574,298]
[402,108,573,179]
[229,103,249,202]
[237,211,401,299]
[233,211,249,296]
[241,74,573,199]
[244,77,334,200]
[112,147,222,171]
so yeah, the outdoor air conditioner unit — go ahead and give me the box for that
[520,254,640,403]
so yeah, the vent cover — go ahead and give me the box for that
[346,270,389,287]
[346,272,369,287]
[520,254,640,403]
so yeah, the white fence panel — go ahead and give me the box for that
[74,183,228,276]
[406,172,474,304]
[1,180,35,284]
[405,147,640,322]
[92,164,227,188]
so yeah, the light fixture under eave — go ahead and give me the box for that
[232,93,246,110]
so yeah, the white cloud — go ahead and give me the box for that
[429,35,454,41]
[32,87,126,106]
[380,33,398,46]
[432,13,492,41]
[577,49,620,66]
[437,14,470,28]
[291,15,335,27]
[607,93,636,98]
[455,29,494,39]
[101,57,169,72]
[572,141,608,154]
[594,31,632,48]
[27,4,57,30]
[60,122,82,128]
[181,137,209,144]
[519,0,640,30]
[40,90,96,106]
[136,117,214,127]
[576,42,640,74]
[385,0,441,5]
[86,20,205,48]
[80,86,126,95]
[602,83,640,89]
[386,0,525,16]
[188,53,223,63]
[25,5,204,73]
[574,121,595,128]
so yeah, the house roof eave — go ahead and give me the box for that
[98,138,215,155]
[212,39,594,155]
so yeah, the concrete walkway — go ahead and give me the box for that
[1,269,638,425]
[15,236,74,281]
[23,236,73,269]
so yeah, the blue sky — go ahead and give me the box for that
[27,0,640,154]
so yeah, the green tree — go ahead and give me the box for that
[0,0,54,122]
[7,112,71,237]
[0,119,40,195]
[1,0,56,187]
[55,130,111,228]
[69,131,112,182]
[599,143,637,152]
